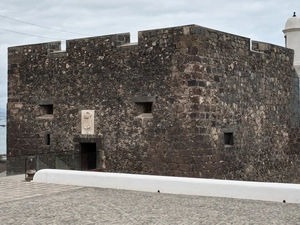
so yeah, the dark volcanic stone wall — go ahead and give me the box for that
[7,25,300,182]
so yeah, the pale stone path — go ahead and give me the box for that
[0,175,300,224]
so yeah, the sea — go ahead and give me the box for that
[0,109,6,155]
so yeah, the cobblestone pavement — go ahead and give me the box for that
[0,175,300,224]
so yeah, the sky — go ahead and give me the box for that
[0,0,299,110]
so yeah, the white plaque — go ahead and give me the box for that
[81,110,94,135]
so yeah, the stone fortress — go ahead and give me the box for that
[6,14,300,183]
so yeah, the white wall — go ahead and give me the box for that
[33,169,300,204]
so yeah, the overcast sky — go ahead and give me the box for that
[0,0,299,110]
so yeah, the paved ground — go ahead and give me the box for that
[0,175,300,224]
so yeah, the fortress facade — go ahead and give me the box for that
[6,14,300,182]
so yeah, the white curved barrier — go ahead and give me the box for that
[33,169,300,203]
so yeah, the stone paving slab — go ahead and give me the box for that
[0,175,81,203]
[0,175,300,224]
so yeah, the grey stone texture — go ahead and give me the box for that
[1,175,300,224]
[7,24,300,182]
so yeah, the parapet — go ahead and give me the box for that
[8,24,293,62]
[251,40,293,58]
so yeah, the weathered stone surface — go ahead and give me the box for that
[7,25,300,182]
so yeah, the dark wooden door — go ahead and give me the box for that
[80,143,96,170]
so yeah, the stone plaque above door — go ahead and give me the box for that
[81,110,94,135]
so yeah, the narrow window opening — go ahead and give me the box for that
[224,132,234,145]
[284,35,287,48]
[46,134,51,145]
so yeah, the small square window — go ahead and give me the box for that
[131,96,155,118]
[224,132,233,145]
[136,102,153,113]
[41,105,53,114]
[37,100,54,119]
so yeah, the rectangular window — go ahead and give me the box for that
[224,132,234,145]
[136,102,153,113]
[37,100,54,119]
[41,104,53,115]
[131,96,155,118]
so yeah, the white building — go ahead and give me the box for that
[283,12,300,75]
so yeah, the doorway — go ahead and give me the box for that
[80,143,97,170]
